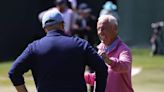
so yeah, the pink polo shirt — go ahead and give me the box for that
[85,37,134,92]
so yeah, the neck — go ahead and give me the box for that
[45,28,64,33]
[105,36,118,46]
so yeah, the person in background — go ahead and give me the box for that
[8,9,107,92]
[99,1,119,20]
[73,3,97,47]
[150,21,164,55]
[85,15,134,92]
[68,0,77,11]
[53,0,75,35]
[38,0,75,35]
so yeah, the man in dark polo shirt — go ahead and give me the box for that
[8,9,107,92]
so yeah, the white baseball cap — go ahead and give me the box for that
[42,9,64,28]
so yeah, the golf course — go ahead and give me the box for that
[0,48,164,92]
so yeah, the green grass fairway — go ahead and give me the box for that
[0,62,36,91]
[132,48,164,92]
[0,48,164,92]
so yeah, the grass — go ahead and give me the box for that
[132,48,164,92]
[0,48,164,92]
[0,62,36,91]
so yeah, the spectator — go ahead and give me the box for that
[150,21,164,55]
[73,3,98,47]
[68,0,77,11]
[38,0,75,35]
[99,1,119,20]
[54,0,75,35]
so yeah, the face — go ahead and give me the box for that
[97,19,117,45]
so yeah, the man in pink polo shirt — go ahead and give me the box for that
[85,15,134,92]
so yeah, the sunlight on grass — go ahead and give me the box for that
[132,48,164,92]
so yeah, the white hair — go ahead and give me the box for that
[98,15,118,26]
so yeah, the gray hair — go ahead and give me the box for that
[98,15,118,26]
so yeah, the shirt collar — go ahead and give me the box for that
[105,37,120,53]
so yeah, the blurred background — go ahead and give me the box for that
[0,0,164,92]
[0,0,164,60]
